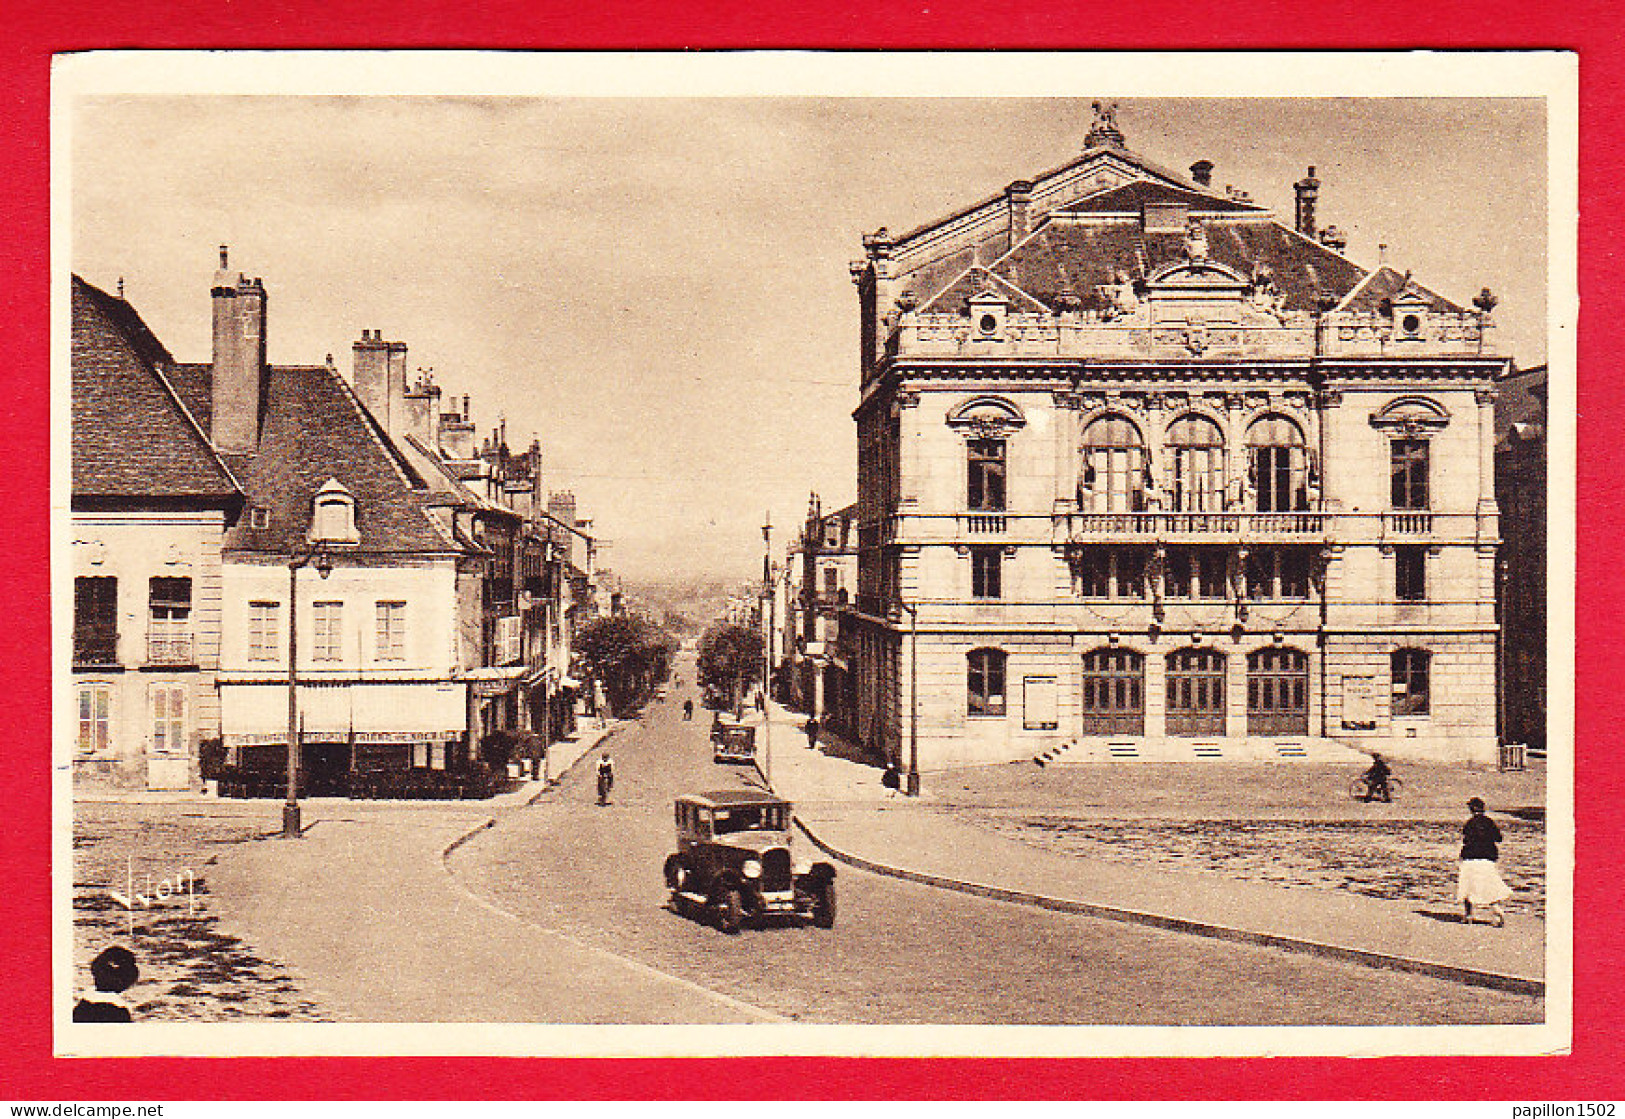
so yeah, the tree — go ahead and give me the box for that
[696,622,765,714]
[575,613,676,717]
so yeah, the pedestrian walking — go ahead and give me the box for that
[1458,797,1511,927]
[804,716,820,750]
[682,698,694,721]
[73,945,139,1022]
[596,752,615,807]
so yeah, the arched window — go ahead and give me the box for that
[1247,415,1310,512]
[1168,415,1226,512]
[1081,647,1144,735]
[967,648,1007,716]
[1248,647,1308,735]
[1166,648,1226,736]
[1079,415,1146,513]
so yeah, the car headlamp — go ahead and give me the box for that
[742,859,762,879]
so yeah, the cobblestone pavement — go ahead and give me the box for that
[963,814,1547,917]
[72,801,337,1021]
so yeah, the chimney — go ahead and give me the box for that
[436,389,476,460]
[1189,160,1214,187]
[1293,165,1320,238]
[384,340,408,435]
[210,246,269,454]
[403,367,442,449]
[1318,225,1348,252]
[1005,180,1033,244]
[351,329,392,429]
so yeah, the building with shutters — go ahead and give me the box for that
[845,105,1509,772]
[70,275,245,791]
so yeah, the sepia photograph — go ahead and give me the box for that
[54,51,1574,1058]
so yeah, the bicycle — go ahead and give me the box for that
[1348,774,1404,801]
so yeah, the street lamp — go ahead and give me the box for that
[284,544,334,839]
[896,596,920,797]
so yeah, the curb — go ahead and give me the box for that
[792,815,1544,999]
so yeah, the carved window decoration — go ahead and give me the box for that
[1369,396,1451,436]
[1168,415,1226,512]
[967,647,1008,717]
[1247,414,1311,513]
[1081,647,1145,735]
[947,396,1027,439]
[1079,415,1146,513]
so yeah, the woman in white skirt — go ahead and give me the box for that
[1458,796,1511,927]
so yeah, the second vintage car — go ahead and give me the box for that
[663,789,837,934]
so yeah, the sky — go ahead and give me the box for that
[70,92,1549,583]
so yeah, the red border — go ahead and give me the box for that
[5,4,1618,1099]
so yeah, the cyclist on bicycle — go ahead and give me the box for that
[1361,753,1393,803]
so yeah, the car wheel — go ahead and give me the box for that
[812,879,836,929]
[663,854,686,892]
[718,888,745,935]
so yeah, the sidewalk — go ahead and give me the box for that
[752,699,1545,997]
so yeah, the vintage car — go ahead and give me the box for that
[663,789,836,934]
[710,716,757,765]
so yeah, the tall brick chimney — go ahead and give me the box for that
[403,368,442,449]
[1293,166,1320,238]
[210,246,269,454]
[1005,180,1033,245]
[352,330,409,435]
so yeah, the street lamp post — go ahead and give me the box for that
[761,513,773,789]
[284,545,333,839]
[897,597,920,797]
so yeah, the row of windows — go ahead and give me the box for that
[248,600,408,662]
[965,422,1430,514]
[963,647,1432,732]
[76,681,188,756]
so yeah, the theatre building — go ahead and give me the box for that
[845,107,1509,771]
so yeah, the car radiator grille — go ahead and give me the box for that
[761,848,793,891]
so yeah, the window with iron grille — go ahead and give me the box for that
[312,601,343,662]
[1165,547,1228,599]
[1395,546,1427,601]
[967,439,1006,512]
[1248,647,1309,735]
[1390,439,1430,509]
[248,601,280,661]
[1391,648,1431,716]
[1080,647,1144,735]
[970,546,1002,599]
[74,576,119,665]
[1166,648,1226,736]
[967,647,1007,716]
[376,601,406,661]
[148,577,193,664]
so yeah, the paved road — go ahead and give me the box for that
[447,664,1541,1025]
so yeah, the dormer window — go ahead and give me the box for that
[968,290,1008,340]
[309,478,359,546]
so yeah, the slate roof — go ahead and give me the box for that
[71,276,241,504]
[920,217,1371,316]
[221,363,460,556]
[1336,264,1463,314]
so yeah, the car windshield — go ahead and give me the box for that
[710,805,786,834]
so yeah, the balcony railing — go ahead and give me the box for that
[963,513,1008,535]
[146,633,195,666]
[1384,511,1434,535]
[1062,511,1325,539]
